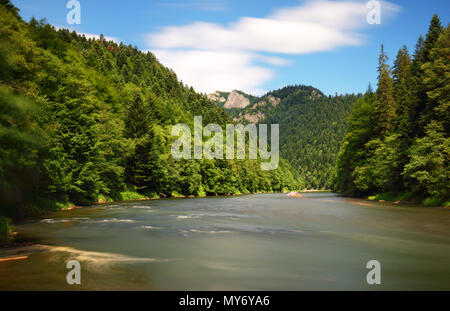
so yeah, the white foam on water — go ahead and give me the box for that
[94,218,136,223]
[138,225,161,230]
[190,229,233,234]
[40,218,89,224]
[36,245,172,266]
[176,215,192,219]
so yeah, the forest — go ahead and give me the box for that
[263,86,359,189]
[333,15,449,207]
[213,86,360,190]
[0,0,300,229]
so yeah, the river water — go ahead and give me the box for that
[1,193,449,290]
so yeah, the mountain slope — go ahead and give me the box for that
[211,86,359,189]
[0,2,301,219]
[209,90,281,122]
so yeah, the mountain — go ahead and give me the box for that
[208,90,281,122]
[210,86,360,189]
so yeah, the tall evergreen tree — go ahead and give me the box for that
[392,46,412,137]
[335,15,448,206]
[411,15,443,134]
[422,15,443,63]
[375,45,396,134]
[421,25,448,131]
[123,91,151,139]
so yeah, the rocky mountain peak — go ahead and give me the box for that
[223,90,251,109]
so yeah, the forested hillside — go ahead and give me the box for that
[334,15,449,206]
[213,86,359,189]
[264,87,359,189]
[0,1,300,220]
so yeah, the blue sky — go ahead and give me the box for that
[12,0,450,96]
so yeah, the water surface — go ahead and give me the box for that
[1,193,449,290]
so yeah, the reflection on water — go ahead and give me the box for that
[1,193,449,290]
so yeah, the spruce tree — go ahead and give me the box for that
[422,25,450,133]
[393,45,412,137]
[375,44,396,134]
[124,91,151,139]
[422,15,443,63]
[411,15,443,134]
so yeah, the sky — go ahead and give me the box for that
[11,0,450,96]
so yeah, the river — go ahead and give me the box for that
[1,193,449,290]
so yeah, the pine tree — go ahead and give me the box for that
[407,35,426,136]
[393,45,412,137]
[0,0,19,17]
[421,25,449,132]
[375,45,396,134]
[123,91,151,139]
[334,15,448,205]
[409,15,443,134]
[422,15,443,63]
[393,45,411,83]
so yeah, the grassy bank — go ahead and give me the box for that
[0,216,14,245]
[367,192,450,207]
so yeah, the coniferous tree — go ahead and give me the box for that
[124,91,150,139]
[375,44,396,134]
[393,45,412,137]
[334,15,448,206]
[412,15,443,134]
[421,25,449,131]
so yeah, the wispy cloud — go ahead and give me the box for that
[153,49,274,95]
[147,0,400,95]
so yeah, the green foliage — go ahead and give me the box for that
[422,25,450,132]
[217,86,358,190]
[0,3,301,219]
[263,86,358,189]
[403,121,449,204]
[334,16,449,206]
[352,134,403,193]
[375,44,396,134]
[0,216,14,244]
[333,93,377,194]
[118,191,151,201]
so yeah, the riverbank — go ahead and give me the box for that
[0,216,12,244]
[0,216,26,248]
[367,192,449,208]
[64,188,308,210]
[299,189,332,193]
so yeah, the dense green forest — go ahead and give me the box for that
[0,1,301,225]
[214,86,359,189]
[264,87,359,189]
[334,15,449,207]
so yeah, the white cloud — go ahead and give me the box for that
[153,49,273,95]
[255,55,291,66]
[147,0,400,95]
